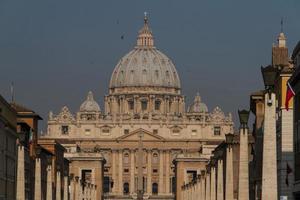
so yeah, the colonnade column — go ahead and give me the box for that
[238,124,249,200]
[118,150,123,194]
[112,149,117,194]
[225,142,234,200]
[16,145,25,200]
[64,175,68,200]
[205,172,210,200]
[46,164,53,200]
[201,172,206,200]
[56,170,61,200]
[210,166,216,200]
[130,149,135,194]
[261,93,278,200]
[147,149,152,195]
[34,157,41,200]
[74,177,80,200]
[165,150,170,194]
[70,175,74,200]
[158,150,164,194]
[217,159,224,200]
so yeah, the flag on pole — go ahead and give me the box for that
[285,80,295,111]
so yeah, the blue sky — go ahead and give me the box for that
[0,0,299,131]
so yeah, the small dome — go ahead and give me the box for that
[80,91,100,112]
[188,93,208,113]
[109,15,181,90]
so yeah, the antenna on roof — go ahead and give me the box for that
[10,82,15,103]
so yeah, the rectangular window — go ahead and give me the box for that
[124,168,129,173]
[102,129,110,133]
[103,176,110,193]
[141,100,148,111]
[155,100,161,110]
[214,126,221,136]
[124,129,129,134]
[128,100,134,110]
[61,126,69,135]
[153,169,158,173]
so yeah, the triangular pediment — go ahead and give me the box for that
[117,128,165,141]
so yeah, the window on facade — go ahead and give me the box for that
[153,153,158,164]
[123,182,129,195]
[214,126,221,136]
[124,168,129,173]
[124,153,129,164]
[152,183,158,195]
[153,129,158,134]
[104,168,109,173]
[124,129,129,134]
[85,129,91,135]
[155,100,161,110]
[153,169,158,173]
[141,100,148,111]
[128,100,134,110]
[103,176,110,193]
[102,128,110,133]
[186,170,197,182]
[61,126,69,135]
[81,169,92,183]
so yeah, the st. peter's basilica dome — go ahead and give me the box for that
[109,15,181,91]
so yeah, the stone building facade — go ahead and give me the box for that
[43,15,233,199]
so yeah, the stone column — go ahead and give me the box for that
[165,150,170,194]
[56,170,61,200]
[74,177,79,200]
[238,127,249,200]
[201,174,205,200]
[79,180,83,200]
[16,145,25,200]
[64,176,68,200]
[205,173,210,200]
[225,145,234,200]
[34,157,41,200]
[112,149,117,194]
[196,178,201,200]
[118,150,123,194]
[210,166,216,200]
[130,149,135,194]
[147,150,152,194]
[217,159,224,200]
[70,176,74,200]
[261,93,278,200]
[46,165,53,200]
[158,150,164,194]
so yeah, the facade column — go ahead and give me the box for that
[64,176,68,200]
[74,177,79,200]
[217,159,224,200]
[205,172,210,200]
[16,145,25,200]
[147,150,152,194]
[118,150,123,194]
[201,173,205,200]
[196,178,201,200]
[165,150,170,194]
[158,150,164,194]
[210,166,216,200]
[238,127,249,200]
[130,149,135,194]
[225,145,234,200]
[70,176,75,200]
[34,157,41,200]
[112,149,117,194]
[261,93,278,200]
[46,165,53,200]
[56,170,61,200]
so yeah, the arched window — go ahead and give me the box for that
[123,182,129,195]
[152,183,158,195]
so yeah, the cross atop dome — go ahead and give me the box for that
[137,12,154,48]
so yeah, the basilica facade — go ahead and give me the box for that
[43,16,233,200]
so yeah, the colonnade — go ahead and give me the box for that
[110,148,172,195]
[180,134,236,200]
[15,143,98,200]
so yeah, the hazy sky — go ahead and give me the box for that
[0,0,299,131]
